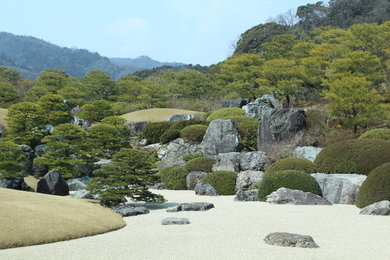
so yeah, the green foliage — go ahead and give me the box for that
[356,163,390,208]
[183,153,203,163]
[160,128,181,144]
[37,94,72,126]
[111,102,131,115]
[101,116,132,137]
[228,116,258,151]
[358,128,390,141]
[81,70,117,102]
[201,170,237,195]
[86,148,164,202]
[206,107,245,122]
[185,157,215,173]
[180,124,208,143]
[257,170,322,201]
[57,86,84,108]
[264,157,315,177]
[158,166,188,190]
[141,121,173,144]
[314,139,390,175]
[79,100,113,123]
[0,141,26,178]
[0,82,19,108]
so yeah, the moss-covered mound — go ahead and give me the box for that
[160,128,181,144]
[229,115,258,151]
[257,170,322,201]
[264,157,314,178]
[356,163,390,208]
[206,107,245,122]
[141,121,173,144]
[180,124,208,143]
[358,128,390,141]
[157,166,188,190]
[201,170,237,195]
[314,139,390,175]
[185,157,216,173]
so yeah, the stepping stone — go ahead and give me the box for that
[360,200,390,216]
[161,217,190,225]
[264,232,319,248]
[112,205,149,217]
[167,202,214,212]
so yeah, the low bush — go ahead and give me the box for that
[183,153,203,162]
[264,157,314,178]
[356,163,390,208]
[358,128,390,141]
[229,115,258,151]
[257,170,322,201]
[201,170,237,195]
[160,128,181,144]
[169,119,207,131]
[140,121,174,144]
[206,107,245,122]
[185,157,216,173]
[314,139,390,175]
[158,166,188,190]
[181,124,208,143]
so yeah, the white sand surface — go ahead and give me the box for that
[1,189,390,260]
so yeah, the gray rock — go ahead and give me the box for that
[18,144,37,175]
[221,99,249,108]
[69,116,91,131]
[157,138,201,168]
[70,189,101,200]
[311,173,366,204]
[257,108,306,153]
[148,182,165,190]
[161,217,190,225]
[186,171,208,190]
[201,120,242,159]
[235,170,264,191]
[264,232,319,248]
[194,183,219,196]
[167,114,195,122]
[124,121,148,134]
[293,146,323,162]
[242,94,282,119]
[67,176,91,191]
[94,159,112,168]
[37,169,69,196]
[360,200,390,216]
[234,189,259,201]
[34,144,48,157]
[112,205,150,217]
[0,177,30,191]
[125,202,179,210]
[212,151,270,172]
[70,105,81,115]
[143,143,162,153]
[266,187,332,205]
[138,139,148,146]
[167,202,215,212]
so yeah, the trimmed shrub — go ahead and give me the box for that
[314,139,390,175]
[264,157,315,178]
[257,170,322,201]
[185,157,216,173]
[201,170,237,195]
[169,119,207,131]
[181,124,208,143]
[356,163,390,208]
[158,166,188,190]
[229,115,258,151]
[206,107,245,122]
[358,128,390,141]
[160,128,181,144]
[140,121,174,144]
[183,153,203,162]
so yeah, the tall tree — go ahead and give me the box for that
[0,141,26,178]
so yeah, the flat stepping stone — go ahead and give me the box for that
[360,200,390,215]
[161,217,190,225]
[167,202,214,212]
[112,205,149,217]
[264,232,319,248]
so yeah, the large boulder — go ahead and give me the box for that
[359,200,390,216]
[167,114,195,122]
[186,171,208,190]
[157,138,201,168]
[257,108,306,153]
[201,119,242,159]
[221,99,249,108]
[242,94,282,119]
[212,151,270,172]
[264,232,319,248]
[37,169,69,196]
[234,189,259,201]
[70,189,101,200]
[266,187,332,205]
[0,177,30,191]
[18,145,37,175]
[235,170,264,191]
[293,146,323,162]
[194,183,219,196]
[67,176,91,191]
[124,121,148,134]
[311,173,366,204]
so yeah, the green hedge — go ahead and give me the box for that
[185,157,215,173]
[201,170,237,195]
[206,107,245,122]
[157,166,188,190]
[257,170,322,201]
[229,115,258,151]
[358,128,390,141]
[314,139,390,175]
[160,128,181,144]
[356,163,390,208]
[264,157,314,178]
[141,121,174,144]
[180,124,208,143]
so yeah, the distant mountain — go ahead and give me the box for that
[0,32,185,80]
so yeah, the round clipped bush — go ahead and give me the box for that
[206,107,245,122]
[314,139,390,175]
[180,124,208,143]
[257,170,322,201]
[169,119,207,131]
[185,157,216,173]
[358,128,390,141]
[160,128,181,144]
[229,115,258,151]
[356,163,390,208]
[201,170,237,195]
[264,157,314,178]
[141,121,173,144]
[157,166,188,190]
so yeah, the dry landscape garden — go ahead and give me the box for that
[1,0,390,259]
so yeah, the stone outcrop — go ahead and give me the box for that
[112,205,150,217]
[37,169,69,196]
[242,94,282,119]
[221,99,249,108]
[124,121,148,134]
[0,177,30,191]
[201,120,242,158]
[212,152,270,172]
[167,114,195,122]
[311,173,366,204]
[167,202,215,212]
[293,146,323,162]
[359,200,390,216]
[69,116,91,131]
[234,189,259,201]
[186,171,208,190]
[157,138,201,168]
[18,144,37,175]
[194,183,219,196]
[235,171,264,191]
[66,176,91,191]
[161,218,190,225]
[71,189,101,200]
[266,188,332,205]
[264,232,319,248]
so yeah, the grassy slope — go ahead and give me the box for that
[0,188,125,249]
[0,108,7,127]
[120,108,205,122]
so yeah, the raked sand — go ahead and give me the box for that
[1,189,390,260]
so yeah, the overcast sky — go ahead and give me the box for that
[0,0,319,65]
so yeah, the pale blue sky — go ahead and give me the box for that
[0,0,319,65]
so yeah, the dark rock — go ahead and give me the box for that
[161,217,190,225]
[264,232,319,248]
[32,163,48,178]
[167,202,215,212]
[0,177,30,191]
[257,108,306,153]
[112,205,150,217]
[194,183,219,196]
[167,114,195,122]
[234,189,259,201]
[186,171,208,190]
[18,144,37,175]
[360,200,390,216]
[266,188,332,205]
[221,99,249,108]
[36,169,69,196]
[201,119,242,159]
[242,94,282,119]
[34,144,47,157]
[124,121,148,134]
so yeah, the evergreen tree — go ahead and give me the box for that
[37,94,72,126]
[0,141,26,178]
